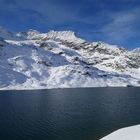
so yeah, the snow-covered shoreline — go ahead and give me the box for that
[101,125,140,140]
[0,86,139,91]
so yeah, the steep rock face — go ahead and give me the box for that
[0,27,140,89]
[46,31,78,41]
[91,42,126,55]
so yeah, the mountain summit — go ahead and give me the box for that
[0,27,140,89]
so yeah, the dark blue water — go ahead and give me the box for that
[0,88,140,140]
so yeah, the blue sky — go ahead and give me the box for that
[0,0,140,49]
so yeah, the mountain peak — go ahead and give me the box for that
[132,48,140,54]
[45,30,85,44]
[0,27,140,89]
[16,29,40,39]
[27,29,40,35]
[47,30,77,40]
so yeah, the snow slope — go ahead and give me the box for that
[101,125,140,140]
[0,27,140,89]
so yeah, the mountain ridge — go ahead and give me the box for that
[0,27,140,89]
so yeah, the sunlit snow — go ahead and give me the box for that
[0,27,140,90]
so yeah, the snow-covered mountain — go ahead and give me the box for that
[0,27,140,89]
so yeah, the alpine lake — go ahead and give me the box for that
[0,87,140,140]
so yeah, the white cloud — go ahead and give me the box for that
[101,7,140,42]
[14,0,81,24]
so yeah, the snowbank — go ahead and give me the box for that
[101,125,140,140]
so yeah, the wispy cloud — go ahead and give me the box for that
[0,0,140,48]
[13,0,81,24]
[101,7,140,43]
